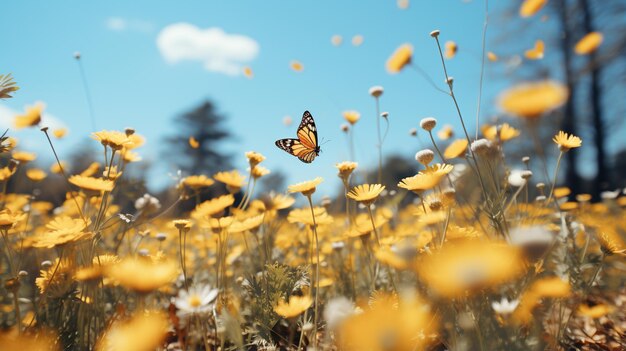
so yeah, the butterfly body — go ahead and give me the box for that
[275,111,320,163]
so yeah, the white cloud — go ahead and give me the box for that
[156,23,259,76]
[106,17,154,33]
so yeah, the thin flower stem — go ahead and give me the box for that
[433,37,489,200]
[305,195,320,349]
[178,228,189,290]
[41,128,88,225]
[408,63,449,95]
[546,151,564,206]
[366,205,381,246]
[76,56,97,131]
[375,98,383,184]
[349,127,355,162]
[475,0,489,140]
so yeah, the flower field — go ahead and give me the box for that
[2,0,626,350]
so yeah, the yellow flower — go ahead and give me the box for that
[397,173,442,193]
[597,232,626,256]
[32,216,91,248]
[0,167,16,181]
[181,175,215,189]
[339,294,434,351]
[288,207,333,226]
[524,40,545,60]
[519,0,547,17]
[124,133,145,150]
[417,241,523,298]
[79,162,100,177]
[172,219,192,230]
[482,123,520,142]
[91,130,131,150]
[52,128,67,139]
[488,51,498,61]
[288,177,323,196]
[513,277,570,324]
[578,304,614,318]
[386,43,413,73]
[191,194,235,219]
[443,139,468,159]
[553,187,571,198]
[575,32,603,55]
[0,329,59,351]
[242,66,254,78]
[188,136,199,149]
[105,258,177,294]
[347,184,385,206]
[437,124,454,140]
[14,102,44,129]
[422,163,454,177]
[290,60,304,72]
[25,168,47,182]
[214,170,246,192]
[228,214,264,234]
[352,35,364,46]
[274,295,312,318]
[11,150,36,163]
[499,81,568,118]
[251,165,270,179]
[245,151,266,167]
[553,131,582,151]
[262,193,295,211]
[343,110,361,125]
[69,175,114,193]
[0,209,26,230]
[95,310,169,351]
[444,41,458,59]
[336,161,358,180]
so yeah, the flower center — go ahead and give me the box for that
[188,294,202,308]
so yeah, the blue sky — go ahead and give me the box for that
[1,0,518,197]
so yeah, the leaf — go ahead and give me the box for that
[0,73,19,99]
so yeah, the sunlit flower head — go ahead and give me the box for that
[343,110,361,125]
[26,168,47,182]
[386,43,413,73]
[251,165,270,179]
[245,151,266,167]
[443,139,468,159]
[274,295,312,318]
[191,194,235,219]
[437,124,454,140]
[499,81,568,119]
[524,40,544,60]
[336,161,358,180]
[288,177,323,196]
[417,241,523,298]
[181,174,214,189]
[0,209,26,230]
[488,51,498,61]
[444,41,458,59]
[553,131,582,151]
[214,170,246,192]
[91,130,131,150]
[188,136,199,149]
[482,123,520,142]
[519,0,547,17]
[14,102,44,129]
[288,207,333,226]
[69,175,114,193]
[12,150,36,163]
[347,184,385,206]
[105,258,177,294]
[578,304,614,319]
[32,216,91,248]
[262,192,295,211]
[52,128,67,139]
[228,214,264,233]
[397,172,442,193]
[597,232,626,256]
[575,32,603,55]
[172,219,192,231]
[95,310,169,351]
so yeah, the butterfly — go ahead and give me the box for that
[275,110,320,163]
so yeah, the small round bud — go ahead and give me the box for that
[409,128,418,136]
[535,195,547,202]
[415,149,435,165]
[428,198,443,211]
[369,85,384,98]
[381,111,389,119]
[446,77,454,87]
[125,128,135,136]
[521,170,533,180]
[340,124,349,133]
[73,51,81,59]
[470,138,491,155]
[332,241,345,250]
[420,117,437,132]
[40,126,49,132]
[41,260,52,268]
[18,270,28,277]
[522,156,530,164]
[430,30,440,38]
[536,183,545,190]
[156,233,167,241]
[137,249,150,257]
[389,190,397,196]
